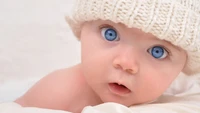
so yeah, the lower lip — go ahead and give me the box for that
[108,83,131,96]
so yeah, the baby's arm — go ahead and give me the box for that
[15,66,82,112]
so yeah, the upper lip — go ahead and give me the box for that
[112,81,131,92]
[108,73,132,92]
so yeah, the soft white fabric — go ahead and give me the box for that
[0,102,71,113]
[67,0,200,75]
[1,93,200,113]
[1,0,200,113]
[0,78,40,102]
[0,73,200,113]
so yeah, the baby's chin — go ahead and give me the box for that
[99,94,158,107]
[98,95,135,107]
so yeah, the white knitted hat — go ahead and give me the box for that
[66,0,200,75]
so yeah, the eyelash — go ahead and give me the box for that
[149,45,171,58]
[99,24,118,33]
[98,24,172,58]
[160,45,171,56]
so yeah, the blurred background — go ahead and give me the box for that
[1,0,200,104]
[0,0,81,102]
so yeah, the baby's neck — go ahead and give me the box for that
[69,64,102,112]
[78,72,102,105]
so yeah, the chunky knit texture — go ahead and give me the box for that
[66,0,200,75]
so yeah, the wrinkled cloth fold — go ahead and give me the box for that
[1,93,200,113]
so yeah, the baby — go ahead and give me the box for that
[15,0,200,113]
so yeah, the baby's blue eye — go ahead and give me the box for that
[101,28,119,41]
[148,46,168,59]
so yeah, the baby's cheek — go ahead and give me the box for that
[139,76,169,96]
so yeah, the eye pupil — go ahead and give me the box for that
[102,28,118,41]
[151,46,165,58]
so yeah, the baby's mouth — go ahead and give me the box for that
[108,83,131,96]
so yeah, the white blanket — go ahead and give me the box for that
[1,0,200,112]
[1,93,200,113]
[1,73,200,113]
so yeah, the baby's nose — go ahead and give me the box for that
[112,48,139,75]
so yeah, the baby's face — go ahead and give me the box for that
[80,20,187,106]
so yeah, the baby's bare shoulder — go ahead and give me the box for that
[45,64,83,86]
[46,65,79,80]
[15,64,83,110]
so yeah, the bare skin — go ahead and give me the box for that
[15,20,187,113]
[15,64,102,113]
